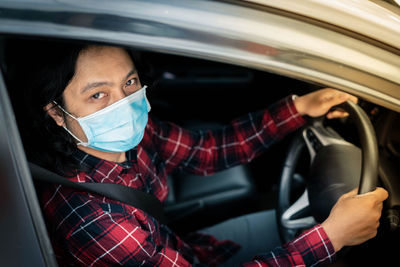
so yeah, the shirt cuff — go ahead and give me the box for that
[287,224,336,266]
[267,95,306,138]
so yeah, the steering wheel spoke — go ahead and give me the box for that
[281,189,316,230]
[302,124,352,163]
[278,100,379,243]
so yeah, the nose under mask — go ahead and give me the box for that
[55,85,151,152]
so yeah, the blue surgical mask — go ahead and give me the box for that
[55,85,151,152]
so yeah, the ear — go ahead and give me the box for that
[44,102,65,127]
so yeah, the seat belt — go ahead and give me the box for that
[29,162,167,224]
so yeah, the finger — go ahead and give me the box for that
[359,187,389,202]
[326,110,349,119]
[348,95,358,104]
[336,92,357,104]
[322,91,351,108]
[343,187,358,198]
[378,202,383,211]
[373,187,389,201]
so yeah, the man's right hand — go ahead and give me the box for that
[321,187,389,252]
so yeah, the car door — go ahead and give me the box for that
[0,65,57,265]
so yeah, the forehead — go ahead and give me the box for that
[74,45,134,78]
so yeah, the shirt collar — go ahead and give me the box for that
[72,148,137,175]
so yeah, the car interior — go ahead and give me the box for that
[142,50,321,233]
[1,36,400,265]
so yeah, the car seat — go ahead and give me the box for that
[163,122,257,232]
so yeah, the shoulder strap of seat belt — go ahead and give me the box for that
[29,162,167,224]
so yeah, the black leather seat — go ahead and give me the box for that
[163,122,257,231]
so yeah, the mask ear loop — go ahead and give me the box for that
[144,87,151,112]
[52,101,89,147]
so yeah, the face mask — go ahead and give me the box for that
[55,85,151,153]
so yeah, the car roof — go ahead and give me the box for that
[245,0,400,51]
[0,0,399,111]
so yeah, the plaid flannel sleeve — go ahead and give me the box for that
[147,95,305,175]
[64,201,193,267]
[240,224,336,266]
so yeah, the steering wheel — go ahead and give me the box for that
[277,100,379,243]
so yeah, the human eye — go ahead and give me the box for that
[91,92,106,100]
[124,78,138,90]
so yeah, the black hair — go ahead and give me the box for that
[4,38,154,176]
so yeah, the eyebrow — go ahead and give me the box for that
[123,68,137,81]
[80,67,137,94]
[80,81,112,94]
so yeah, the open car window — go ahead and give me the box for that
[0,1,400,266]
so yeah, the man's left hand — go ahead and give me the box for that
[294,88,358,119]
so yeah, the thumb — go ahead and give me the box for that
[360,187,389,202]
[342,187,358,198]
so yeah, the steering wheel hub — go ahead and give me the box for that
[277,101,378,243]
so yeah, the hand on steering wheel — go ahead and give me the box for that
[293,88,358,118]
[321,187,388,251]
[277,94,385,247]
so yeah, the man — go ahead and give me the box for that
[7,41,387,266]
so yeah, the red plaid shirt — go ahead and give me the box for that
[41,96,336,266]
